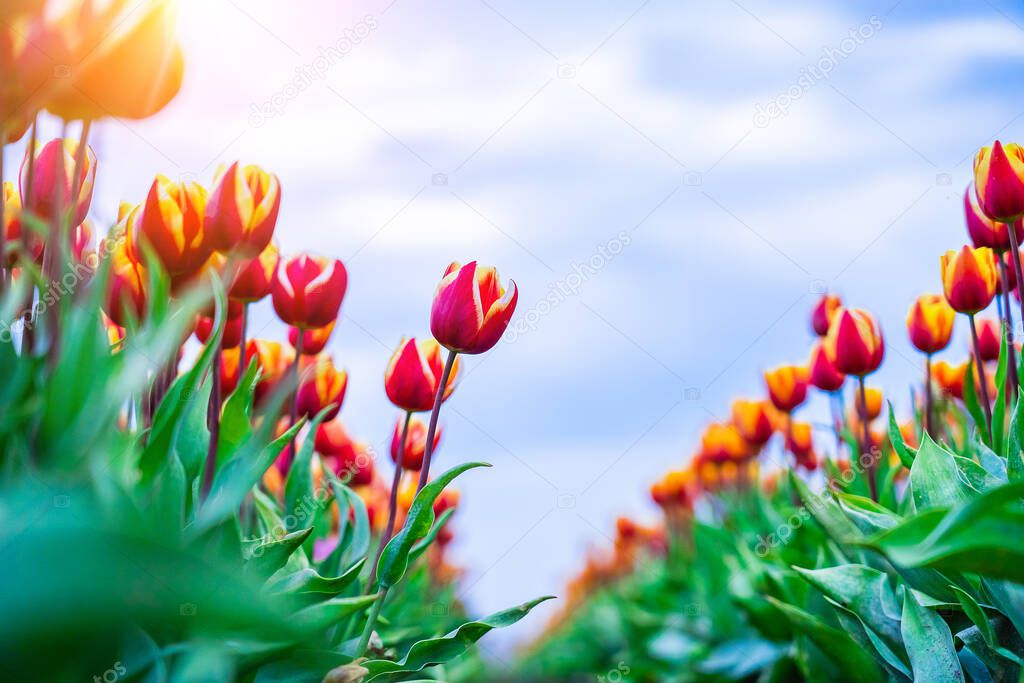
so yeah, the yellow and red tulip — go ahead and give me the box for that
[245,339,293,404]
[205,162,281,256]
[271,253,347,330]
[811,293,841,337]
[932,359,968,400]
[315,420,373,486]
[19,138,96,225]
[195,308,245,349]
[132,175,210,281]
[699,422,751,463]
[430,261,518,355]
[390,415,441,471]
[229,241,278,302]
[102,241,146,327]
[974,141,1024,222]
[906,294,955,355]
[808,340,845,392]
[288,321,335,356]
[384,337,460,413]
[824,308,884,377]
[965,185,1024,250]
[975,317,1002,362]
[295,354,347,420]
[3,181,42,266]
[941,246,998,315]
[764,364,809,412]
[730,399,774,447]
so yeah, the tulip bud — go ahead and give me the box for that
[384,337,460,412]
[132,175,210,281]
[289,321,335,356]
[964,185,1024,250]
[730,399,774,447]
[295,354,347,420]
[72,220,95,267]
[764,364,809,412]
[974,141,1024,222]
[976,317,1001,362]
[824,308,884,377]
[906,294,955,355]
[808,340,845,392]
[390,415,441,471]
[811,293,841,337]
[699,423,751,462]
[2,181,43,266]
[271,253,347,330]
[195,310,245,349]
[430,261,518,355]
[205,162,281,256]
[19,138,96,225]
[941,246,998,315]
[229,241,278,302]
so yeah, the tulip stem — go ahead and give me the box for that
[201,350,223,501]
[355,589,387,657]
[924,355,934,440]
[857,377,878,501]
[239,303,248,369]
[829,390,843,458]
[968,313,994,439]
[287,333,304,469]
[374,411,411,577]
[998,255,1019,396]
[417,349,457,493]
[1007,223,1024,361]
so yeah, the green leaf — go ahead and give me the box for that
[377,462,489,588]
[910,433,977,510]
[290,594,381,632]
[1008,388,1024,482]
[901,587,964,681]
[407,508,455,567]
[889,402,916,469]
[245,527,314,579]
[964,359,992,447]
[217,356,261,465]
[284,407,333,534]
[361,596,555,681]
[265,560,366,598]
[993,328,1009,455]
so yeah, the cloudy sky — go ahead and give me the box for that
[16,0,1024,656]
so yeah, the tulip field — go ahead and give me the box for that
[5,1,1024,682]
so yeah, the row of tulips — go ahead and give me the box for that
[519,140,1024,682]
[0,2,547,681]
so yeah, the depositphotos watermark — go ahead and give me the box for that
[248,16,378,127]
[753,16,882,128]
[504,231,632,342]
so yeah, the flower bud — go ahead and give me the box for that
[430,261,517,355]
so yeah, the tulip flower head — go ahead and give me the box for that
[195,311,244,349]
[289,321,335,356]
[430,261,518,355]
[824,307,884,377]
[384,337,460,413]
[699,423,751,463]
[205,162,281,256]
[19,138,96,225]
[730,399,774,447]
[808,340,845,392]
[941,246,998,315]
[315,421,374,486]
[975,317,1001,362]
[785,421,813,459]
[2,181,42,266]
[932,359,968,400]
[764,364,809,413]
[811,293,841,337]
[295,354,347,420]
[974,141,1024,222]
[964,186,1024,250]
[906,294,955,355]
[245,339,293,403]
[271,253,347,330]
[133,175,210,281]
[229,241,278,302]
[103,241,146,328]
[391,415,442,471]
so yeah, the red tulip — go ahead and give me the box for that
[384,337,460,412]
[430,261,518,355]
[808,340,845,392]
[289,321,335,356]
[906,294,955,355]
[72,220,95,266]
[229,241,278,302]
[132,175,210,281]
[764,365,809,412]
[195,310,245,348]
[103,242,146,327]
[941,246,998,315]
[205,162,281,256]
[974,141,1024,222]
[824,308,884,377]
[2,181,42,266]
[976,317,1001,362]
[730,399,774,447]
[391,415,441,471]
[811,293,841,337]
[271,253,347,330]
[19,138,96,225]
[220,347,241,394]
[315,421,374,486]
[295,354,347,420]
[964,186,1024,250]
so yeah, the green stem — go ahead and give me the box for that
[998,254,1019,397]
[355,589,387,657]
[858,376,878,501]
[968,313,994,439]
[416,349,457,493]
[374,411,411,576]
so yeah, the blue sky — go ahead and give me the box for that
[14,0,1024,656]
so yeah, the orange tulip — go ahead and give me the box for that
[132,175,210,281]
[824,308,884,377]
[288,321,335,356]
[848,387,883,422]
[932,359,968,400]
[808,340,845,392]
[295,354,347,420]
[229,241,278,302]
[19,138,96,225]
[730,399,774,447]
[811,293,841,337]
[785,421,812,458]
[965,185,1024,250]
[391,415,441,471]
[430,261,518,355]
[975,317,1001,362]
[244,339,293,404]
[906,294,955,355]
[220,347,241,395]
[699,423,751,462]
[974,141,1024,222]
[205,162,281,256]
[941,246,998,315]
[764,364,809,412]
[271,253,347,330]
[2,181,42,266]
[384,337,460,413]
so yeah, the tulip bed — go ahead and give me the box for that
[0,3,547,682]
[519,143,1024,682]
